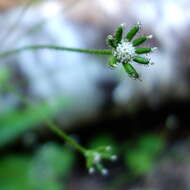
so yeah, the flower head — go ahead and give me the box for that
[113,40,136,63]
[85,145,117,175]
[106,22,157,80]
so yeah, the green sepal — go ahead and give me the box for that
[125,24,140,41]
[135,48,152,54]
[107,56,118,68]
[133,56,150,64]
[132,36,147,46]
[123,63,139,79]
[106,35,116,48]
[114,25,123,45]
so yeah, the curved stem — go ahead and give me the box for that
[0,45,112,58]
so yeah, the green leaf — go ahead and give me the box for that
[0,143,75,190]
[138,134,165,155]
[0,97,71,147]
[30,143,75,190]
[0,156,31,190]
[124,134,165,176]
[125,149,154,176]
[0,67,10,84]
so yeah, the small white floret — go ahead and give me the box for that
[110,155,117,161]
[106,146,112,151]
[137,21,142,27]
[113,40,135,63]
[147,35,153,39]
[101,169,108,176]
[120,23,126,27]
[93,152,101,163]
[151,47,158,52]
[89,168,95,174]
[107,35,113,40]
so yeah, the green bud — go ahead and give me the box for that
[125,23,141,41]
[123,63,139,79]
[132,35,152,46]
[106,35,116,48]
[135,48,152,54]
[133,37,146,46]
[133,56,150,64]
[114,24,124,45]
[107,56,118,68]
[0,67,10,83]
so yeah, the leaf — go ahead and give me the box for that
[0,97,71,147]
[0,143,75,190]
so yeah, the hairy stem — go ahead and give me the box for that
[0,45,112,58]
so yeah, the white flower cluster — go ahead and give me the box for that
[85,146,117,175]
[113,40,136,63]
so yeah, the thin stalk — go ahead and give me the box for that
[0,45,112,58]
[46,119,86,154]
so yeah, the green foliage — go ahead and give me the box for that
[0,67,10,85]
[124,134,165,176]
[0,66,72,147]
[0,98,70,147]
[0,156,31,190]
[0,143,75,190]
[30,143,75,190]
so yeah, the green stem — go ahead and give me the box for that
[0,45,112,58]
[46,119,86,154]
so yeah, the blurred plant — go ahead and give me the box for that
[0,23,157,175]
[0,67,10,84]
[85,145,117,175]
[0,143,74,190]
[0,70,117,175]
[124,134,165,176]
[87,134,119,175]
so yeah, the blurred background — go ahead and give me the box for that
[0,0,190,189]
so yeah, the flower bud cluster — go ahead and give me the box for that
[85,146,117,175]
[106,22,157,79]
